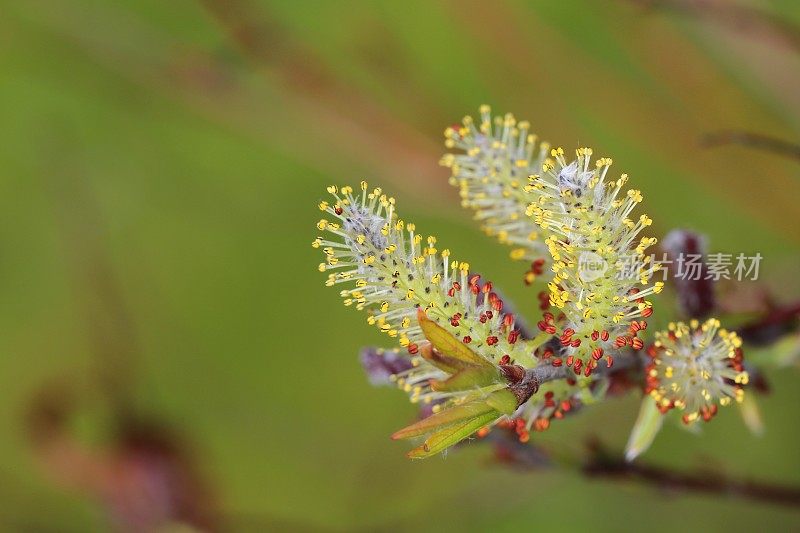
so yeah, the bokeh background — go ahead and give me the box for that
[1,0,799,531]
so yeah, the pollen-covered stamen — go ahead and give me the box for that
[442,105,551,269]
[645,319,748,424]
[526,147,662,371]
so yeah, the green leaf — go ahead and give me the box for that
[430,365,501,392]
[417,309,492,368]
[391,399,495,440]
[625,398,664,462]
[419,343,480,374]
[407,411,499,459]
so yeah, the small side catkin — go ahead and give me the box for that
[646,319,748,424]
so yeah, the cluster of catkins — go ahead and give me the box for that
[314,106,748,459]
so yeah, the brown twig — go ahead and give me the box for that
[582,439,800,508]
[701,130,800,163]
[627,0,800,54]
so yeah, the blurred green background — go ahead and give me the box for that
[1,0,799,530]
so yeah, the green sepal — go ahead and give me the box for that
[624,397,664,462]
[739,392,765,437]
[485,388,518,415]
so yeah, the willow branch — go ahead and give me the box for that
[582,439,800,507]
[701,130,800,162]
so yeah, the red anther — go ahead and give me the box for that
[561,400,572,412]
[476,427,490,438]
[631,338,644,350]
[448,287,455,297]
[499,354,511,365]
[563,328,575,337]
[552,358,563,367]
[471,284,480,295]
[657,403,670,414]
[482,281,493,293]
[606,355,614,368]
[408,343,419,355]
[491,296,503,312]
[710,404,718,416]
[538,291,550,310]
[543,312,554,323]
[646,345,658,357]
[553,410,564,419]
[485,311,493,319]
[538,291,548,301]
[541,348,554,359]
[537,321,548,332]
[496,419,512,429]
[479,313,488,324]
[630,322,641,333]
[507,330,520,344]
[701,407,712,422]
[566,378,576,386]
[615,336,628,348]
[462,336,472,344]
[487,336,499,346]
[560,337,571,347]
[545,325,557,334]
[452,282,461,290]
[629,287,640,295]
[566,355,574,367]
[601,330,609,341]
[518,431,530,443]
[515,418,526,431]
[591,347,604,360]
[584,365,593,377]
[468,274,481,287]
[573,360,583,375]
[642,307,653,318]
[682,414,693,425]
[570,338,581,348]
[535,418,550,431]
[591,330,599,341]
[334,206,343,215]
[450,313,461,327]
[544,391,554,399]
[545,398,555,408]
[638,320,648,331]
[503,313,514,328]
